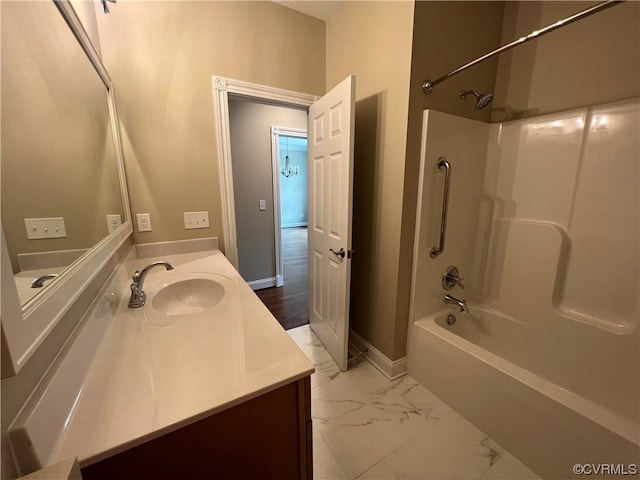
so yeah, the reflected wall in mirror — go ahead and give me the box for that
[1,1,125,305]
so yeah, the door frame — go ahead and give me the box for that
[270,126,308,288]
[211,75,318,269]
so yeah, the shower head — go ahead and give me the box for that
[459,89,493,110]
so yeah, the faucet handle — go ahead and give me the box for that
[442,266,464,290]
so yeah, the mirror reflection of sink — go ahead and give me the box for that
[149,274,234,316]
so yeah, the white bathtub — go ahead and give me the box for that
[408,309,640,479]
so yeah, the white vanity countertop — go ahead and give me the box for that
[48,250,314,467]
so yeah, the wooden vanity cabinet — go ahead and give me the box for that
[81,377,312,480]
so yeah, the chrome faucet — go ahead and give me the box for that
[128,261,174,308]
[444,294,468,314]
[31,273,59,288]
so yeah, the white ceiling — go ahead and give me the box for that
[273,1,344,21]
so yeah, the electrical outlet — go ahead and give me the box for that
[24,217,67,239]
[136,213,152,232]
[259,200,267,211]
[106,214,121,233]
[184,211,210,230]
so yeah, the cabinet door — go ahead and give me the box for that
[82,378,312,480]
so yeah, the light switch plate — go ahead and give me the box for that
[259,200,267,211]
[184,211,210,229]
[136,213,152,232]
[24,217,67,239]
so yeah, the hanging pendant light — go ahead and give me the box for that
[281,136,299,178]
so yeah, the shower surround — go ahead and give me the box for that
[407,98,639,479]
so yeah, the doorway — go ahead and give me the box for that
[212,75,355,371]
[255,129,309,330]
[211,75,317,269]
[226,98,310,329]
[227,98,307,292]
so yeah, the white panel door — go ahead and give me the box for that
[307,75,355,371]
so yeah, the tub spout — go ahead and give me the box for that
[444,294,468,314]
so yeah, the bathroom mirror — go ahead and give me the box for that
[1,0,132,377]
[1,0,126,305]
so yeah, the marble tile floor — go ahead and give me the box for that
[287,325,541,480]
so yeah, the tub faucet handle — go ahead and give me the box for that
[442,266,464,290]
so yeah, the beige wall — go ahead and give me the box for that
[1,1,123,272]
[398,1,505,360]
[492,1,640,122]
[70,0,103,56]
[408,2,505,123]
[337,1,505,360]
[95,1,325,250]
[228,98,307,282]
[326,1,415,360]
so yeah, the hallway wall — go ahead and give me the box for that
[228,98,307,283]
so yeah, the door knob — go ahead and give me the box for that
[330,248,346,259]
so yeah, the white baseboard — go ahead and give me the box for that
[247,277,278,291]
[349,329,407,381]
[282,222,308,229]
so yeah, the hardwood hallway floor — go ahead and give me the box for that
[256,227,308,330]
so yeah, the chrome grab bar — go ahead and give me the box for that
[430,157,451,258]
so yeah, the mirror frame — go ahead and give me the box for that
[1,0,132,377]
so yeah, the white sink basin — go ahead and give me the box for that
[149,273,235,317]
